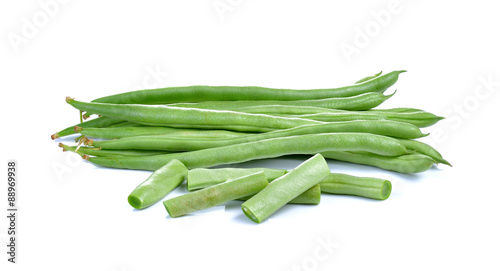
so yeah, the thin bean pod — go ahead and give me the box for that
[128,159,188,209]
[92,70,405,104]
[241,154,331,223]
[397,139,451,166]
[88,120,426,151]
[321,151,435,173]
[59,143,169,157]
[355,71,383,84]
[85,133,410,171]
[77,126,249,140]
[66,98,321,132]
[51,116,124,139]
[320,173,391,200]
[164,172,269,218]
[168,91,395,111]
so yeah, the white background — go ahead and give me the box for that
[1,1,500,270]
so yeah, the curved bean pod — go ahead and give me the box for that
[85,133,410,171]
[92,70,405,104]
[397,139,451,166]
[89,120,425,151]
[355,71,383,84]
[321,151,435,173]
[169,92,395,111]
[66,98,321,132]
[51,116,124,140]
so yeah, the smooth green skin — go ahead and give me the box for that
[187,168,320,204]
[60,144,169,157]
[355,71,383,84]
[242,154,331,223]
[92,70,405,104]
[320,173,391,200]
[169,92,394,111]
[106,122,145,128]
[397,139,451,166]
[237,105,423,115]
[321,151,435,173]
[187,168,287,191]
[51,116,124,139]
[128,159,188,209]
[79,126,248,140]
[90,120,426,151]
[164,171,269,218]
[87,133,410,171]
[66,99,321,133]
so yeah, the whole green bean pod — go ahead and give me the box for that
[164,172,269,218]
[88,121,426,151]
[92,70,405,104]
[321,151,435,173]
[66,98,321,132]
[169,92,394,111]
[51,116,125,140]
[320,173,391,200]
[128,159,188,209]
[76,126,248,140]
[242,154,331,223]
[397,139,451,166]
[85,133,410,171]
[59,143,169,157]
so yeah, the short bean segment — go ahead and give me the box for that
[66,98,321,132]
[128,159,188,210]
[77,126,249,140]
[163,171,269,218]
[88,121,426,151]
[85,133,411,171]
[242,154,331,223]
[187,168,320,204]
[169,92,394,111]
[92,70,406,104]
[320,173,391,200]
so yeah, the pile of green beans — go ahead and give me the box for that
[52,70,451,223]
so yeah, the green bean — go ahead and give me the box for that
[169,92,395,111]
[106,122,145,128]
[321,151,435,173]
[51,116,124,139]
[187,168,287,191]
[66,98,321,132]
[189,167,391,200]
[164,171,269,218]
[85,133,410,171]
[59,143,169,157]
[238,184,321,204]
[77,126,249,140]
[355,71,382,84]
[397,139,451,166]
[92,70,405,105]
[88,120,426,151]
[187,168,319,204]
[242,154,330,223]
[320,173,391,200]
[128,159,188,209]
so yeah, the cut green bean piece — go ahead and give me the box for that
[241,154,330,223]
[128,159,188,209]
[187,168,287,191]
[238,184,321,205]
[320,173,391,200]
[164,171,269,218]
